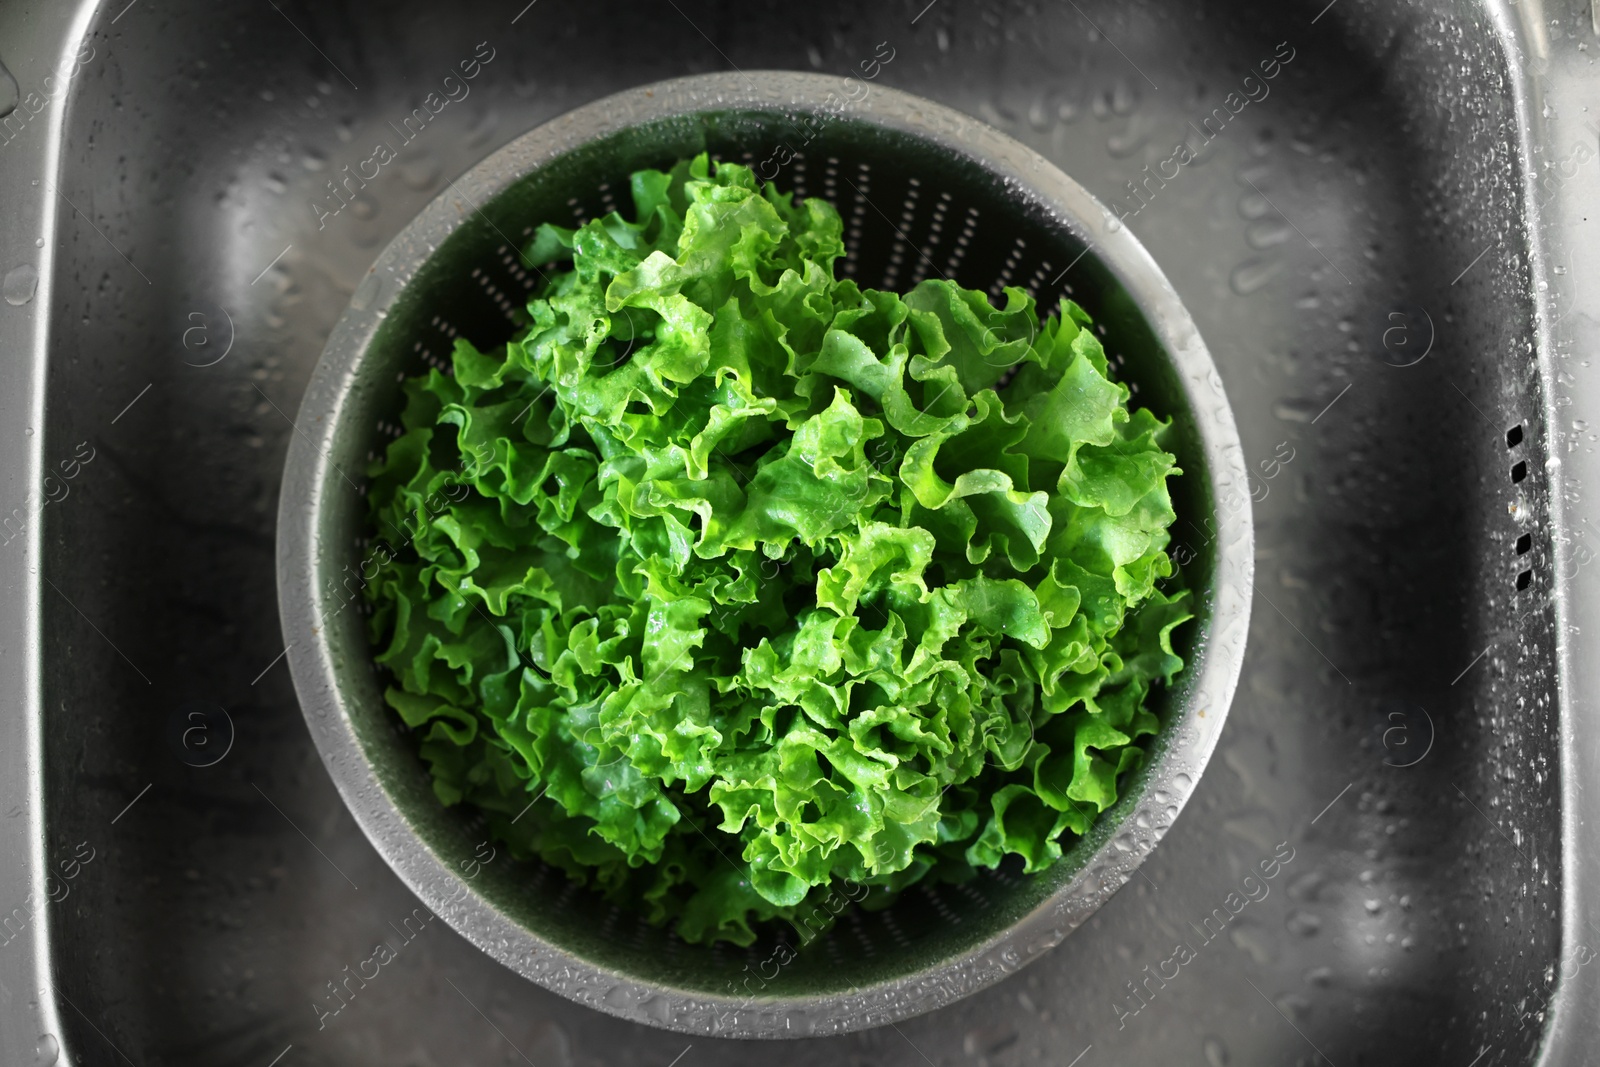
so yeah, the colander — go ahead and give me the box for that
[275,70,1253,1038]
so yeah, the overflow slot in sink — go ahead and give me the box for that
[1507,421,1533,592]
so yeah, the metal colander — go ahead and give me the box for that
[276,71,1253,1039]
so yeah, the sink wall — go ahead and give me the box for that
[0,0,1578,1063]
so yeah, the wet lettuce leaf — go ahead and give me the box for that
[364,154,1190,946]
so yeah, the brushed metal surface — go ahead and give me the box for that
[0,0,1587,1063]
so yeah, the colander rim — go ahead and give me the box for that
[276,69,1254,1039]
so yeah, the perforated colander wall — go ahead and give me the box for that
[324,91,1237,1016]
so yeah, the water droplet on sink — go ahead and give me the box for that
[1273,397,1317,422]
[964,1025,1019,1056]
[4,263,38,306]
[1246,220,1292,249]
[0,56,18,119]
[1304,964,1334,986]
[1286,869,1324,905]
[1286,909,1321,936]
[1238,190,1271,219]
[1229,920,1275,964]
[1110,78,1138,116]
[34,1033,58,1067]
[1229,256,1283,296]
[400,151,441,191]
[1203,1035,1229,1066]
[1107,116,1150,158]
[1027,93,1053,130]
[1274,992,1312,1021]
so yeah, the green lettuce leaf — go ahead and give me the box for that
[364,153,1191,946]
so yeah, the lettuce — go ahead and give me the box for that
[364,154,1190,946]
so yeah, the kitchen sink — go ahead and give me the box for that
[1,0,1595,1064]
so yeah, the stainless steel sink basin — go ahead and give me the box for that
[2,0,1595,1063]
